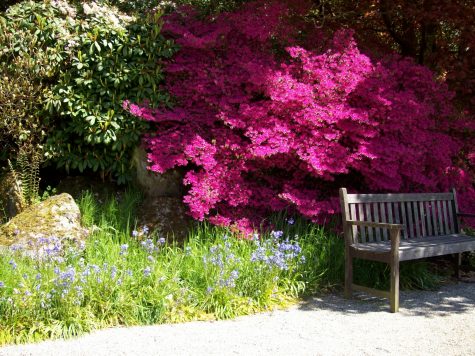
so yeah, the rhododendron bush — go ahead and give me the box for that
[127,1,475,232]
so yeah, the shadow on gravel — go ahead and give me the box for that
[298,282,475,316]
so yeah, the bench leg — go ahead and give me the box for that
[345,250,353,299]
[454,253,462,279]
[390,259,400,313]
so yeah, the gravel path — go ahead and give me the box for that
[2,282,475,356]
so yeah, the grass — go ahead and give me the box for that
[0,189,441,345]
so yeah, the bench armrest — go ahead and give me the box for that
[346,220,404,230]
[457,213,475,218]
[346,220,402,252]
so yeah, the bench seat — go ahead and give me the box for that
[351,234,475,262]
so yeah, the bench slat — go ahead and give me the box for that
[380,202,388,240]
[350,204,358,242]
[400,202,408,239]
[365,203,374,242]
[442,200,450,234]
[406,202,414,238]
[346,192,453,203]
[447,202,455,233]
[358,204,366,243]
[425,201,433,236]
[432,202,440,236]
[437,200,445,235]
[419,201,427,237]
[413,201,421,237]
[374,203,381,242]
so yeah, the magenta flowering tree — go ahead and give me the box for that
[127,1,475,233]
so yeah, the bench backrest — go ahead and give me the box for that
[339,188,460,243]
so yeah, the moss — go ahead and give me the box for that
[0,193,86,247]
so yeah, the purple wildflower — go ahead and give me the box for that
[143,266,152,277]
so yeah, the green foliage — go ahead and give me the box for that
[101,0,249,14]
[8,148,42,207]
[0,33,49,163]
[0,1,176,182]
[0,190,443,345]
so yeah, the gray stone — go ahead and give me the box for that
[0,193,88,252]
[137,196,193,244]
[132,146,183,198]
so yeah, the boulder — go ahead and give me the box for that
[137,197,193,244]
[0,193,88,254]
[132,146,183,198]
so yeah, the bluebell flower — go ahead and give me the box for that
[142,225,150,235]
[132,230,139,238]
[158,237,166,245]
[9,259,17,270]
[110,266,117,279]
[271,230,284,239]
[143,266,152,277]
[0,281,4,288]
[287,218,295,225]
[120,244,129,256]
[184,246,192,255]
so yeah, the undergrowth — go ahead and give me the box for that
[0,190,441,345]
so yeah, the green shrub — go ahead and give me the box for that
[0,1,176,182]
[0,7,54,164]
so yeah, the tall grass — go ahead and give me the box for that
[0,189,440,345]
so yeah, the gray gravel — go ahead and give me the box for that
[2,282,474,356]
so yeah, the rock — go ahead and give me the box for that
[0,172,25,221]
[0,193,88,254]
[137,197,194,244]
[132,146,183,198]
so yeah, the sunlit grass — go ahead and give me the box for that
[0,189,440,345]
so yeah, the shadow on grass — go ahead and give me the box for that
[298,281,475,316]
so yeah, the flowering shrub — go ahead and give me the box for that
[126,1,475,232]
[0,1,176,182]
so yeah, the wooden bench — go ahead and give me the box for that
[339,187,475,312]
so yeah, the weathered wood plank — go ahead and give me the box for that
[346,220,403,229]
[387,202,394,225]
[365,203,374,242]
[425,202,433,236]
[350,234,475,261]
[358,204,366,243]
[346,192,453,203]
[374,203,381,242]
[442,200,450,234]
[380,202,388,241]
[432,202,441,236]
[419,201,427,237]
[447,201,455,234]
[406,201,414,238]
[435,200,443,236]
[413,202,421,237]
[350,204,358,241]
[400,202,408,239]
